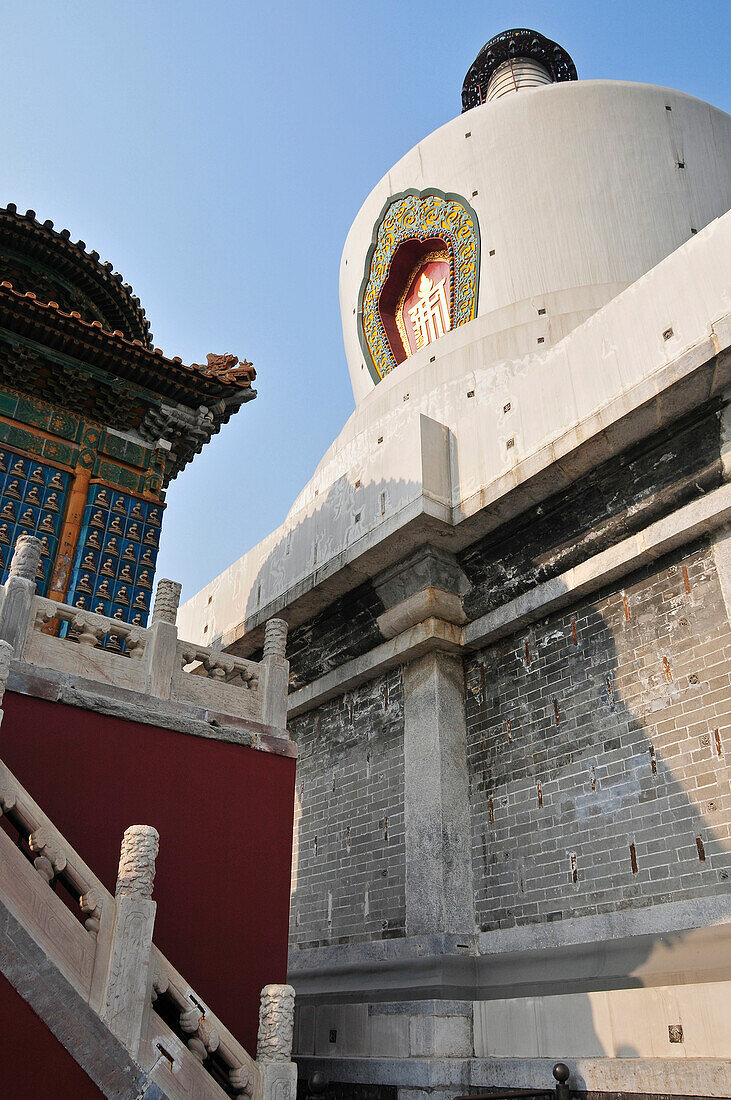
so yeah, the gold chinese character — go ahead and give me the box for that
[407,273,451,350]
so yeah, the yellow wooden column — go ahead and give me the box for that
[47,424,99,604]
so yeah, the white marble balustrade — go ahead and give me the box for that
[0,536,290,735]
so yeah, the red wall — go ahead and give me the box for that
[2,691,296,1054]
[0,971,103,1097]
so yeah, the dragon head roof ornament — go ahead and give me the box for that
[191,353,256,388]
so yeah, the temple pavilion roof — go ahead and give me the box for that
[0,204,256,481]
[0,204,153,345]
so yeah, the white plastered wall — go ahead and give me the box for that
[473,983,731,1059]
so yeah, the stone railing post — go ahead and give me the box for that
[256,984,296,1100]
[0,639,13,727]
[100,825,159,1058]
[259,618,289,732]
[145,579,181,699]
[0,535,42,656]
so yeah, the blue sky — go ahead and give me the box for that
[2,1,729,600]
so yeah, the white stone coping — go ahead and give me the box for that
[294,1054,731,1097]
[196,321,730,655]
[5,660,296,759]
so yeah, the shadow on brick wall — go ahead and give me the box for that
[466,534,730,1073]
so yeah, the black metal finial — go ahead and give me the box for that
[308,1072,329,1095]
[461,29,577,112]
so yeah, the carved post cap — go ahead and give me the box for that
[263,618,288,661]
[256,983,295,1062]
[151,578,182,626]
[9,533,42,581]
[115,825,159,899]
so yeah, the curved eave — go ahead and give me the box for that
[0,205,152,346]
[0,281,255,411]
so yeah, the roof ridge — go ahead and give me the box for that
[0,202,152,345]
[0,279,255,390]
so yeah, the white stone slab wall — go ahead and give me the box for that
[293,981,731,1060]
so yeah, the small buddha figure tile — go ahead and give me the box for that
[100,557,116,578]
[96,578,112,600]
[115,585,130,606]
[132,589,148,612]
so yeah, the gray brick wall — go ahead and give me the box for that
[459,403,722,621]
[465,538,731,931]
[289,668,406,949]
[286,582,385,690]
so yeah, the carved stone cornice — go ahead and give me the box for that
[374,544,470,639]
[137,390,255,480]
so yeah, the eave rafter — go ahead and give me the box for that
[0,284,257,483]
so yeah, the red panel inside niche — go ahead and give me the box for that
[378,237,450,364]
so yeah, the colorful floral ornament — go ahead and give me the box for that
[358,189,480,382]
